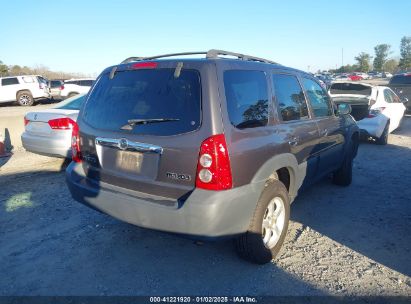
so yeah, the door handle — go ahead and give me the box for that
[288,137,299,146]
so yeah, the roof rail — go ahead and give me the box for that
[206,49,278,64]
[120,49,278,65]
[121,52,208,64]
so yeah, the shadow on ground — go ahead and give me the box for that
[0,99,60,108]
[0,169,324,296]
[291,140,411,277]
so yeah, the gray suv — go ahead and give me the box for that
[66,50,359,264]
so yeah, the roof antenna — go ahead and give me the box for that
[174,62,183,78]
[109,66,118,80]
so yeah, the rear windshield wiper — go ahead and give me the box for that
[120,118,180,130]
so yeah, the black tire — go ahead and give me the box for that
[235,179,290,264]
[16,91,34,106]
[333,138,356,186]
[376,121,389,145]
[67,92,78,98]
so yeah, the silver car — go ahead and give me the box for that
[21,94,86,158]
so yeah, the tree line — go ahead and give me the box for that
[330,36,411,74]
[0,62,90,80]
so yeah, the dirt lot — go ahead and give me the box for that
[0,117,410,296]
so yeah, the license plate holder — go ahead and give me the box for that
[115,151,143,173]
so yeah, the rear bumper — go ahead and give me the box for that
[66,162,264,238]
[356,115,388,138]
[21,132,71,158]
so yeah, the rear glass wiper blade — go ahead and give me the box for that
[120,118,180,130]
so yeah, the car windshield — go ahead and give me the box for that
[50,80,62,88]
[55,94,86,110]
[83,68,201,136]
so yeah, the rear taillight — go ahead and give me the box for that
[195,134,232,191]
[60,85,64,90]
[48,117,76,130]
[24,116,29,126]
[132,62,158,69]
[71,122,81,163]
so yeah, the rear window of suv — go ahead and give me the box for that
[1,78,19,86]
[83,69,201,136]
[389,75,411,85]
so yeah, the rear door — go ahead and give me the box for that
[271,73,320,180]
[78,62,211,204]
[301,77,345,174]
[383,88,406,131]
[0,77,20,101]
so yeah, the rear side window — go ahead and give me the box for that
[1,78,19,86]
[384,89,394,103]
[302,78,333,117]
[83,69,201,136]
[384,89,400,103]
[224,70,269,129]
[389,75,411,85]
[272,74,308,121]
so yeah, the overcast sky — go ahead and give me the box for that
[1,0,410,75]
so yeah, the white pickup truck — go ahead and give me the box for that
[0,75,51,106]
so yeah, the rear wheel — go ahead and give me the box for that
[235,180,290,264]
[16,91,34,106]
[376,121,389,145]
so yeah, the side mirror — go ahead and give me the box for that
[337,103,351,115]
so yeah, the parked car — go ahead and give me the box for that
[388,73,411,111]
[329,82,406,145]
[315,74,333,89]
[60,78,94,99]
[367,71,377,79]
[66,50,359,264]
[49,80,64,100]
[382,72,393,79]
[21,94,86,157]
[334,74,351,81]
[353,72,369,80]
[0,75,50,106]
[348,74,363,81]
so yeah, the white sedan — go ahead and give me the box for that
[329,82,406,145]
[21,94,86,157]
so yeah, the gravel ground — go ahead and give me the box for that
[0,116,410,296]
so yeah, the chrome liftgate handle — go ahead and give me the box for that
[95,137,163,154]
